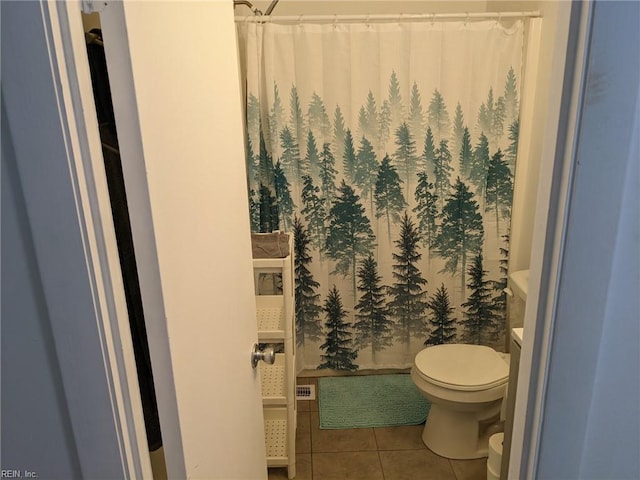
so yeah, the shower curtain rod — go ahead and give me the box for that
[235,10,540,23]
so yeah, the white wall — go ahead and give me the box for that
[237,1,488,16]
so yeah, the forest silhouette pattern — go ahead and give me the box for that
[245,68,520,371]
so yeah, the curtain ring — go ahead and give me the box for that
[497,12,502,27]
[431,13,436,26]
[333,14,338,30]
[366,14,371,28]
[298,14,303,26]
[465,12,469,26]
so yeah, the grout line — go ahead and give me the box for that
[373,425,380,451]
[377,450,386,480]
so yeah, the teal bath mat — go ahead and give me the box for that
[318,374,430,429]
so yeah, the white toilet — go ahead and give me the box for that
[410,343,509,459]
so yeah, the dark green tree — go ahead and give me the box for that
[333,105,347,165]
[247,93,261,150]
[379,99,392,152]
[434,139,453,209]
[365,91,379,143]
[248,188,260,232]
[450,102,465,162]
[388,212,428,354]
[258,184,279,233]
[257,129,275,188]
[409,81,425,142]
[494,95,506,141]
[477,87,504,142]
[413,171,438,256]
[301,175,327,254]
[305,130,321,179]
[506,119,519,171]
[318,286,359,371]
[427,89,450,141]
[269,82,284,158]
[388,70,404,128]
[424,284,457,346]
[353,255,393,362]
[461,253,500,345]
[477,88,494,140]
[290,85,306,151]
[342,129,357,184]
[293,217,323,346]
[458,126,473,180]
[375,155,407,242]
[358,91,378,141]
[394,122,419,195]
[491,231,510,342]
[279,125,303,180]
[357,106,368,141]
[273,161,295,232]
[325,181,376,299]
[308,91,331,144]
[503,66,519,125]
[469,133,490,200]
[245,134,258,190]
[256,129,276,230]
[436,178,484,298]
[421,126,437,178]
[485,149,513,240]
[354,136,379,212]
[319,142,338,205]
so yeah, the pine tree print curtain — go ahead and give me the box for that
[237,19,524,370]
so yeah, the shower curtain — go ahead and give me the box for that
[237,18,524,370]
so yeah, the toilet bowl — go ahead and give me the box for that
[410,344,509,459]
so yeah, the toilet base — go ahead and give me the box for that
[421,403,500,459]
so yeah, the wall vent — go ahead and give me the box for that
[296,384,316,401]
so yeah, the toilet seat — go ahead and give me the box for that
[414,344,509,392]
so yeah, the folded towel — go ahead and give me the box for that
[251,232,290,258]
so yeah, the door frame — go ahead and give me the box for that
[19,1,154,476]
[80,1,189,475]
[40,0,597,477]
[48,1,268,478]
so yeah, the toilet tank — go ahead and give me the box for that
[507,270,529,329]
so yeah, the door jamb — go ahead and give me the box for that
[43,1,155,476]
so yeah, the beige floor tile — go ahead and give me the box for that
[379,449,457,480]
[267,454,312,480]
[374,424,427,450]
[296,410,311,454]
[297,399,311,412]
[449,457,488,480]
[295,453,313,480]
[310,411,378,452]
[313,451,384,480]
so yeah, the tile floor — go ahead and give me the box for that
[268,377,487,480]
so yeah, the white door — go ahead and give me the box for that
[94,2,267,478]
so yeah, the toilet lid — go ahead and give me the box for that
[414,344,509,391]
